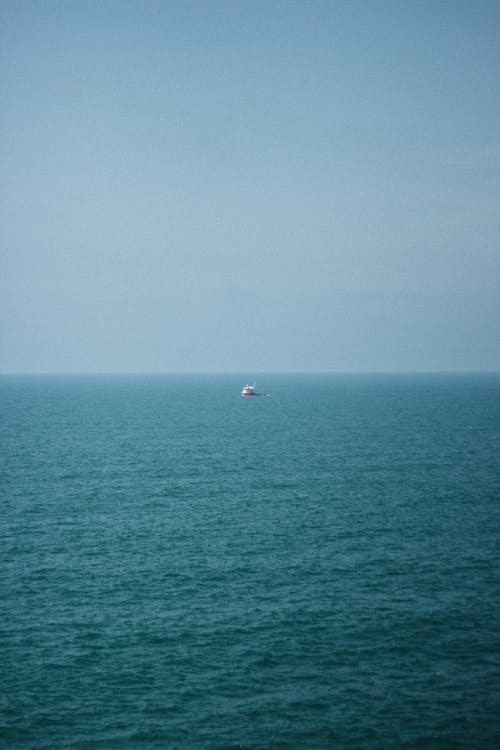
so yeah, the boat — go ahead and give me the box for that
[241,382,267,397]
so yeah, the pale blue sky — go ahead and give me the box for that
[1,0,499,372]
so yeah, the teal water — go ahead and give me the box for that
[1,374,499,749]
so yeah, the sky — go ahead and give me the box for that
[1,0,499,373]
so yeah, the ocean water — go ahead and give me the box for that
[1,373,499,750]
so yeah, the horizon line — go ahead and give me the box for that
[1,370,499,377]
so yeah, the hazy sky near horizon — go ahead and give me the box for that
[1,0,499,373]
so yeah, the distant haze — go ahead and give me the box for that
[1,0,499,373]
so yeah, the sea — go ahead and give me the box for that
[1,373,499,750]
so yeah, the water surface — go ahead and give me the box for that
[1,374,499,749]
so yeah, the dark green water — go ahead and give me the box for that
[1,374,499,749]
